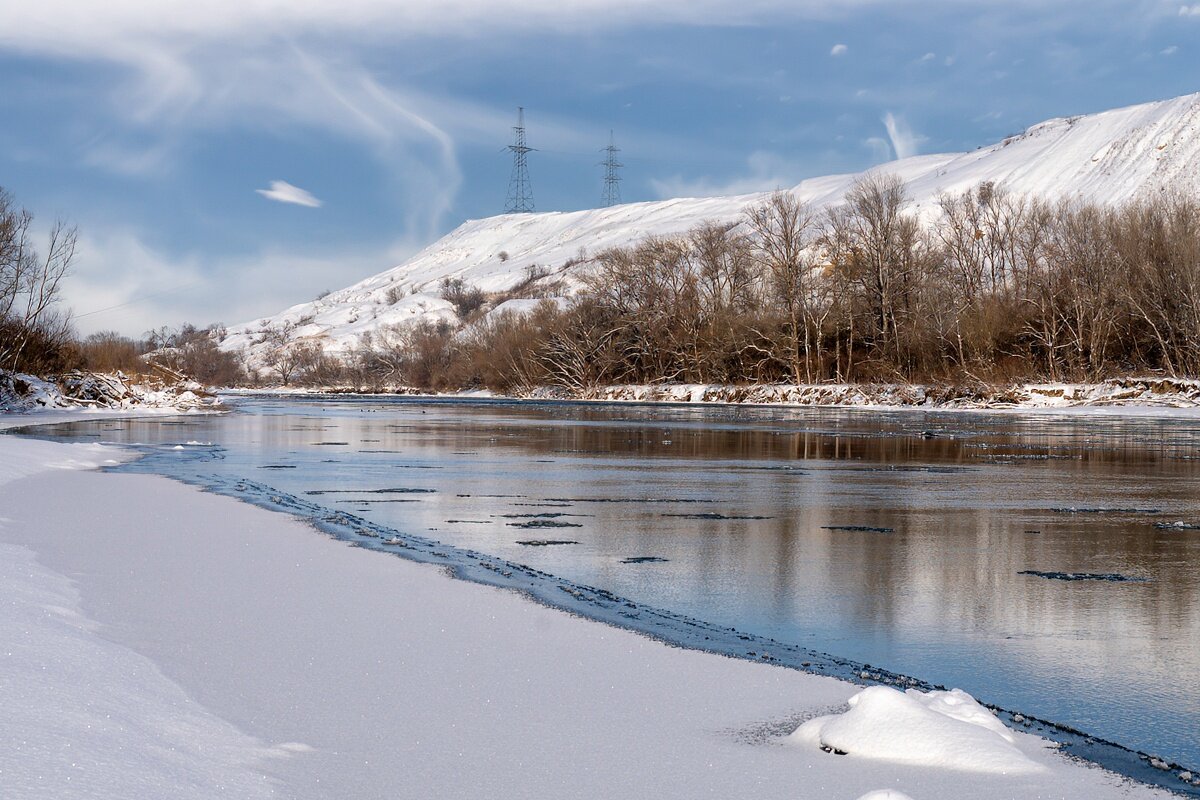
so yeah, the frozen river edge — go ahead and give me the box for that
[1,409,1195,799]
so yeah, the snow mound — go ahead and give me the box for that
[789,686,1044,775]
[857,791,916,800]
[224,91,1200,367]
[0,372,71,410]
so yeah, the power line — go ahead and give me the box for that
[504,107,535,213]
[73,281,203,320]
[600,130,622,208]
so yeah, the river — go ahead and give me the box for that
[17,395,1200,773]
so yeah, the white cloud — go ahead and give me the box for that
[1161,45,1179,56]
[1180,4,1200,16]
[917,52,936,63]
[63,229,421,336]
[61,41,465,243]
[649,151,800,198]
[81,138,178,177]
[882,111,926,160]
[831,43,849,56]
[256,180,322,208]
[0,2,888,58]
[973,109,1004,122]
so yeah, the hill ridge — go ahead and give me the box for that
[223,91,1200,359]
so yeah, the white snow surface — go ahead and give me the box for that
[0,436,283,799]
[0,417,1179,799]
[224,92,1200,362]
[790,686,1044,774]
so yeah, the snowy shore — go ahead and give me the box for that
[0,411,1184,799]
[231,376,1200,418]
[0,370,223,414]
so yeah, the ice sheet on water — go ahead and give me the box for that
[1019,570,1147,583]
[508,519,583,529]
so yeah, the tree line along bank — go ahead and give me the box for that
[6,176,1200,392]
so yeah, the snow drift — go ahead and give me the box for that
[223,91,1200,365]
[789,686,1045,775]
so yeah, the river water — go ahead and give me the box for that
[20,395,1200,772]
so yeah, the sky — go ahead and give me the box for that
[1,0,1197,337]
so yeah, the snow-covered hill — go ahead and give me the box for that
[222,92,1200,361]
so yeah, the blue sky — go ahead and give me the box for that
[1,0,1197,335]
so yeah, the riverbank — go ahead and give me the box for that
[0,412,1187,799]
[550,377,1200,410]
[226,376,1200,415]
[0,369,222,413]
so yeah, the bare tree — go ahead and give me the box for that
[260,322,304,384]
[1109,195,1200,376]
[440,278,486,319]
[823,174,930,375]
[745,192,823,382]
[0,188,78,373]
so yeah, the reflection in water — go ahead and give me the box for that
[22,397,1200,767]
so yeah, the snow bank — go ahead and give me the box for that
[228,375,1200,414]
[790,686,1045,775]
[0,436,117,484]
[0,428,282,799]
[0,543,282,800]
[0,370,222,415]
[531,377,1200,413]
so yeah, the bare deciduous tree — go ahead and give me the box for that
[745,192,823,382]
[0,188,78,373]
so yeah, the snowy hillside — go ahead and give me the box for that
[222,92,1200,361]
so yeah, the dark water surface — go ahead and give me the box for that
[19,396,1200,773]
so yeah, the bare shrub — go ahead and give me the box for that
[78,331,147,373]
[144,323,245,386]
[440,278,486,319]
[353,321,459,390]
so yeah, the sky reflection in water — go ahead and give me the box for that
[29,396,1200,767]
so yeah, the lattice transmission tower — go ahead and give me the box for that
[600,130,622,207]
[504,107,535,213]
